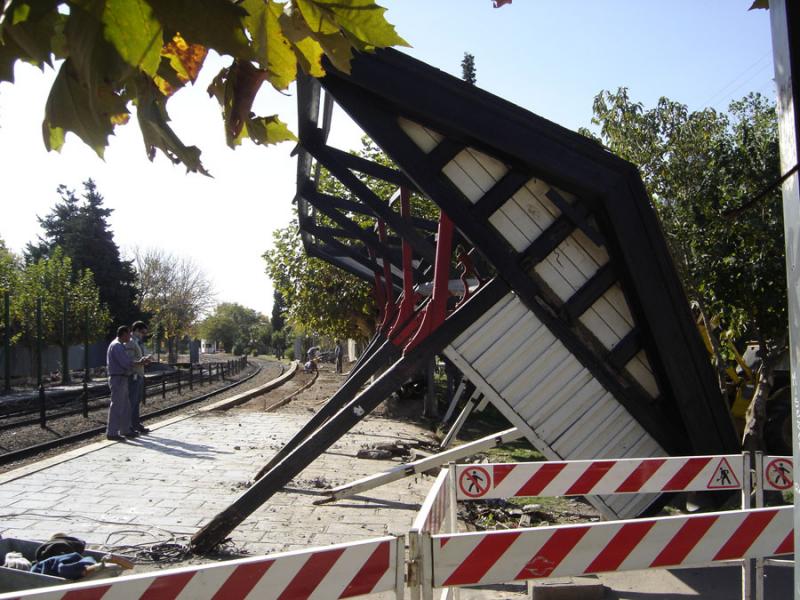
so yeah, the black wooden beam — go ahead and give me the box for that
[320,143,419,191]
[545,188,604,246]
[307,139,438,265]
[427,138,465,171]
[607,327,643,372]
[561,263,617,322]
[473,170,531,221]
[191,277,511,553]
[519,215,576,268]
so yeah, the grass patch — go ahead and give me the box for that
[485,439,544,463]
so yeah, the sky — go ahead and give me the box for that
[0,1,776,318]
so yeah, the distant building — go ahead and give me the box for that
[200,339,217,354]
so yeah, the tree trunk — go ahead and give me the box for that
[168,336,178,365]
[742,362,774,452]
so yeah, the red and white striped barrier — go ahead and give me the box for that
[430,506,792,588]
[413,468,452,535]
[454,454,745,499]
[2,536,404,600]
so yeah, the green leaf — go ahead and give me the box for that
[749,0,768,9]
[42,59,129,157]
[1,1,66,68]
[156,33,208,96]
[245,114,297,145]
[100,0,163,76]
[278,10,325,77]
[134,76,209,175]
[242,0,297,90]
[296,0,408,49]
[147,0,250,58]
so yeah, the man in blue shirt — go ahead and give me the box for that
[106,326,148,441]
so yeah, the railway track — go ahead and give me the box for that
[0,358,285,468]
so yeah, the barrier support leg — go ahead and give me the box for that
[409,532,421,600]
[421,532,433,600]
[742,451,753,600]
[395,535,406,600]
[447,463,460,600]
[754,451,765,600]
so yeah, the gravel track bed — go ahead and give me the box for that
[0,357,286,474]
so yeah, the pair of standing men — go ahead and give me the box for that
[106,322,151,441]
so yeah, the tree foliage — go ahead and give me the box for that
[461,52,476,84]
[26,179,141,330]
[13,247,110,349]
[0,0,407,173]
[271,288,286,331]
[583,89,785,358]
[198,302,271,354]
[132,247,214,361]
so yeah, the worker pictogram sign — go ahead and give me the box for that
[459,466,491,498]
[707,457,740,489]
[765,458,793,491]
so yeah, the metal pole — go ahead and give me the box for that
[82,306,89,418]
[742,452,753,600]
[161,373,166,399]
[60,295,69,384]
[766,2,800,595]
[36,298,45,428]
[189,363,193,391]
[3,291,10,395]
[177,368,182,394]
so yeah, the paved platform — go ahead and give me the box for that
[0,408,433,560]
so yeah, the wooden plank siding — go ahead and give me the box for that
[398,117,658,396]
[442,293,662,519]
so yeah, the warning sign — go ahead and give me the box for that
[707,457,740,489]
[459,466,491,498]
[765,458,793,491]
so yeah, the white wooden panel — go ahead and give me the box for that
[526,369,605,441]
[442,159,484,203]
[515,358,587,426]
[450,293,515,350]
[552,399,623,456]
[485,325,556,392]
[579,307,623,350]
[398,117,441,152]
[603,284,635,327]
[533,258,577,302]
[510,189,558,231]
[489,209,530,252]
[472,314,543,375]
[496,197,543,242]
[460,148,509,189]
[568,404,631,459]
[523,178,568,219]
[625,351,660,398]
[557,233,607,279]
[456,299,531,364]
[499,340,571,404]
[594,420,647,459]
[570,228,610,266]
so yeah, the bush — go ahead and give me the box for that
[232,343,245,356]
[286,348,294,361]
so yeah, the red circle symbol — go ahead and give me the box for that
[766,458,793,490]
[459,466,491,498]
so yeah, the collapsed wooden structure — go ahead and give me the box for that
[191,50,739,552]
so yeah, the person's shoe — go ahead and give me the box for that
[122,431,139,438]
[135,425,150,434]
[106,434,124,441]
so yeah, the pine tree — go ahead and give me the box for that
[271,289,286,332]
[27,179,142,332]
[461,52,476,85]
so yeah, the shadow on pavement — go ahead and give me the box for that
[128,435,231,459]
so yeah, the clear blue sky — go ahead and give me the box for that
[0,1,775,317]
